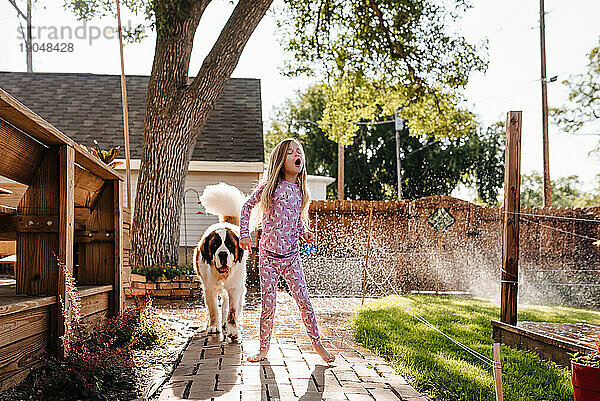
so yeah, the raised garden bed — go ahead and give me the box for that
[126,274,203,299]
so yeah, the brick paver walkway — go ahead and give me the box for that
[154,292,427,401]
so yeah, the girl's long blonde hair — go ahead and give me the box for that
[257,138,311,227]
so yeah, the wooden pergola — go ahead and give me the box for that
[0,88,125,390]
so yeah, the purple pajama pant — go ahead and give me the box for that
[258,249,321,351]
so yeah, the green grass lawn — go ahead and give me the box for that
[350,295,600,401]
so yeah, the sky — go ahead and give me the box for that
[1,0,599,195]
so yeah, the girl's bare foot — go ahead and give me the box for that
[313,343,335,363]
[247,349,268,362]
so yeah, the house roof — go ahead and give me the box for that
[0,72,264,162]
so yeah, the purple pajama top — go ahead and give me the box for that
[240,180,307,256]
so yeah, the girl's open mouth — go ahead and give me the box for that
[294,158,301,167]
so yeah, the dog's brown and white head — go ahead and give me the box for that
[198,225,244,276]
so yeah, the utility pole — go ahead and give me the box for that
[539,0,551,207]
[337,142,344,200]
[8,0,33,71]
[26,0,32,72]
[394,110,404,200]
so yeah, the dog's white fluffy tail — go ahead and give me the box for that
[200,183,247,225]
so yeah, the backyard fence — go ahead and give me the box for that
[301,196,600,308]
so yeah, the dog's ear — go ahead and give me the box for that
[227,229,245,263]
[235,236,245,263]
[199,232,213,263]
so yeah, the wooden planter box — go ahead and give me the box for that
[125,273,203,299]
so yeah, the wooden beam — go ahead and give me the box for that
[74,230,114,243]
[0,241,15,254]
[0,205,16,216]
[501,111,522,325]
[56,145,75,360]
[113,180,123,316]
[74,165,105,209]
[0,183,27,209]
[0,89,122,182]
[16,149,60,297]
[80,183,114,286]
[0,118,47,185]
[0,215,58,232]
[74,150,122,182]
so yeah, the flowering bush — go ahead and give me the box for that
[571,334,600,367]
[54,253,166,396]
[132,263,194,282]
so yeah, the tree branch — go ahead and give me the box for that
[7,0,26,19]
[186,0,273,122]
[189,0,273,93]
[147,0,212,101]
[367,0,403,59]
[366,1,425,95]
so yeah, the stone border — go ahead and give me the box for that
[125,274,203,299]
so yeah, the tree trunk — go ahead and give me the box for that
[131,0,273,267]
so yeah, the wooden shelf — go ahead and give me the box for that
[78,284,113,298]
[0,284,56,317]
[0,205,16,216]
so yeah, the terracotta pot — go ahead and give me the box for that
[572,361,600,401]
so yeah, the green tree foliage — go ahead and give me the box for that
[550,38,600,144]
[267,85,504,203]
[276,0,488,145]
[520,172,600,208]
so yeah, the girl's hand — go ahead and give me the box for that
[302,232,314,243]
[240,237,252,251]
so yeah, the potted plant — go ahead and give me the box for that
[571,334,600,401]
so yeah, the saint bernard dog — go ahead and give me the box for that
[194,183,248,342]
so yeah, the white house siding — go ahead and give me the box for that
[123,170,260,248]
[307,175,335,200]
[119,165,333,265]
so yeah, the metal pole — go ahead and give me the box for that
[361,205,374,305]
[337,142,344,200]
[394,111,404,200]
[540,0,552,207]
[116,0,132,210]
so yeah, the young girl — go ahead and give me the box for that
[239,138,335,363]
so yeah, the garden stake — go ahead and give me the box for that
[493,343,504,401]
[361,204,374,305]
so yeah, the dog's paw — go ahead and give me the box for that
[207,324,221,334]
[226,324,239,342]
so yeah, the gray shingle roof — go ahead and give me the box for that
[0,72,264,162]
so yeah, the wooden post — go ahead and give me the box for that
[501,111,522,325]
[57,145,75,359]
[539,0,552,207]
[337,142,344,200]
[116,0,132,210]
[493,343,504,401]
[361,204,374,305]
[113,180,124,315]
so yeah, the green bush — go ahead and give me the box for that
[132,263,194,282]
